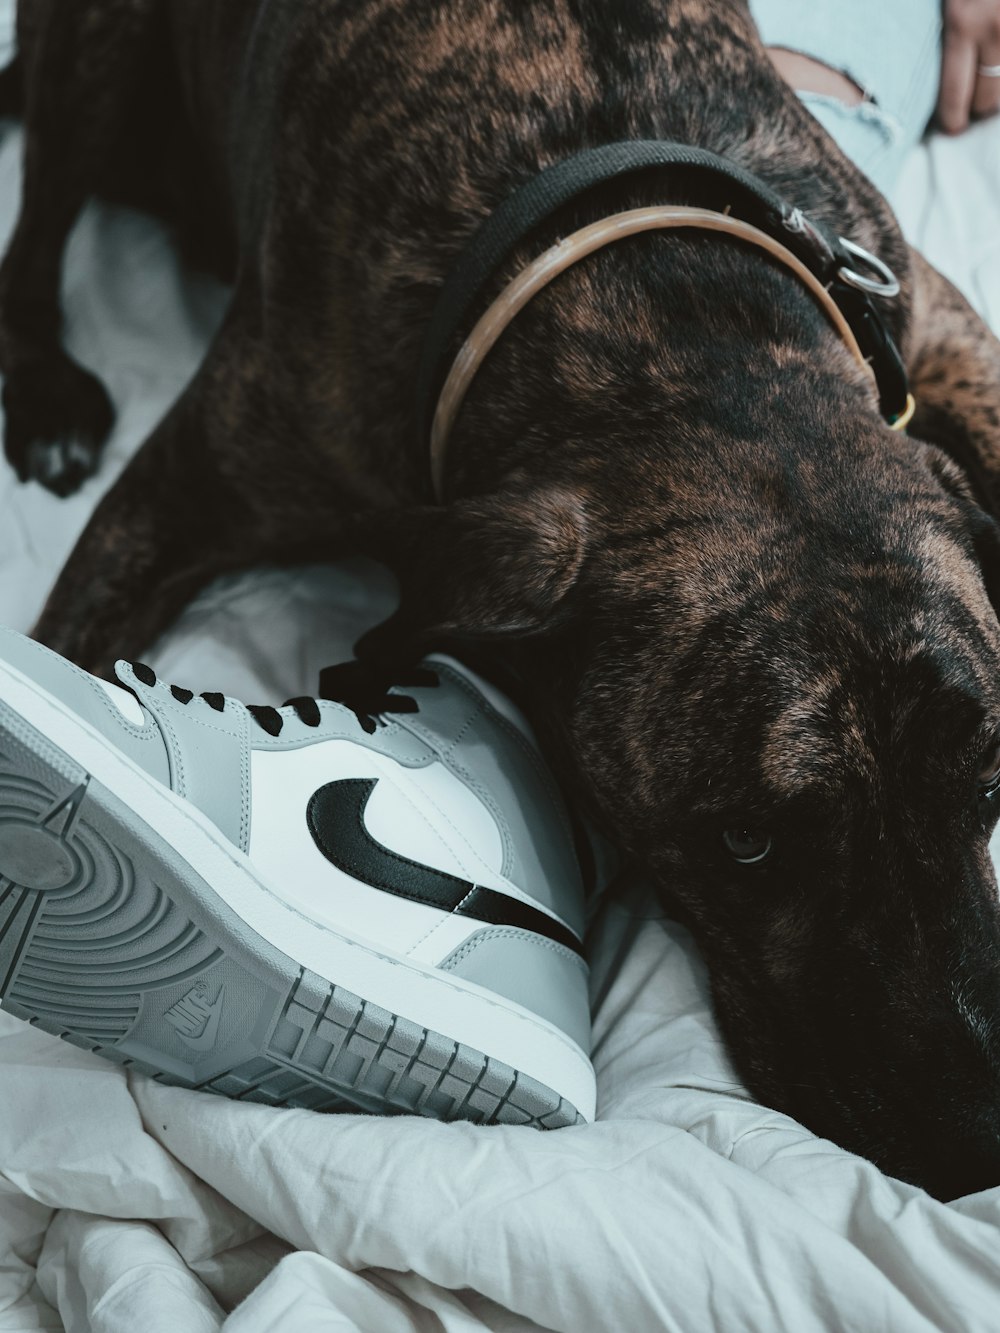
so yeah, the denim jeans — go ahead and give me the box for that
[746,0,943,197]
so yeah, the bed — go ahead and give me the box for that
[1,9,1000,1328]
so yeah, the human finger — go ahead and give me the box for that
[938,27,979,131]
[972,39,1000,117]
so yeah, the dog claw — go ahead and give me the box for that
[24,435,102,497]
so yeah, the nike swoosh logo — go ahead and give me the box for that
[306,778,581,954]
[165,984,226,1051]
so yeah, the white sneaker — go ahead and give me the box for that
[0,628,594,1126]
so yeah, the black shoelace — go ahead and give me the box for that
[128,660,438,738]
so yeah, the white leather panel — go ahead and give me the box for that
[363,754,503,882]
[96,678,146,725]
[405,912,482,967]
[248,742,534,956]
[250,743,449,953]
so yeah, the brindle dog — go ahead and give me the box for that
[2,0,1000,1200]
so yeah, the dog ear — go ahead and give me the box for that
[907,250,1000,519]
[358,486,589,658]
[920,441,1000,620]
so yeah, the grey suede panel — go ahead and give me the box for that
[395,661,584,935]
[116,662,252,851]
[0,627,170,786]
[114,677,437,851]
[439,927,591,1053]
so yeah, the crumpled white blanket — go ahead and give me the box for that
[2,20,1000,1328]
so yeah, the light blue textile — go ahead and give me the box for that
[747,0,942,196]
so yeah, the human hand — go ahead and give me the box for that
[938,0,1000,133]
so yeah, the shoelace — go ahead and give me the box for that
[128,660,439,737]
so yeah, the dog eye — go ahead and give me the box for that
[722,826,773,864]
[977,737,1000,797]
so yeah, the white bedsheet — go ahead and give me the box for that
[2,34,1000,1332]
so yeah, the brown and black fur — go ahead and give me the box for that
[4,0,1000,1200]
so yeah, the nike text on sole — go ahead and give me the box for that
[0,660,595,1125]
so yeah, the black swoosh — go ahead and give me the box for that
[306,778,582,955]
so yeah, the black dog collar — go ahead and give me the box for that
[417,141,912,491]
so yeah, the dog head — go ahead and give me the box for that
[565,425,1000,1200]
[394,404,1000,1199]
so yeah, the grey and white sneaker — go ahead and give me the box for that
[0,627,594,1126]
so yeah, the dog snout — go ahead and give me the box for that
[805,968,1000,1199]
[782,1025,1000,1200]
[914,982,1000,1198]
[709,871,1000,1199]
[919,1122,1000,1201]
[952,980,1000,1068]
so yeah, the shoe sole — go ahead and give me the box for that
[0,664,594,1127]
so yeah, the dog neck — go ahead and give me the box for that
[420,143,910,499]
[441,222,882,502]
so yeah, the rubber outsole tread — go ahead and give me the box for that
[0,703,584,1129]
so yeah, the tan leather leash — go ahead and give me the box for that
[429,205,917,501]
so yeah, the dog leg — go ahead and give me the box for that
[907,248,1000,514]
[31,390,241,676]
[31,278,370,676]
[31,291,263,675]
[0,0,158,496]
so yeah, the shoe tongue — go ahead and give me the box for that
[426,654,539,745]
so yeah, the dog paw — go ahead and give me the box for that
[2,356,114,497]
